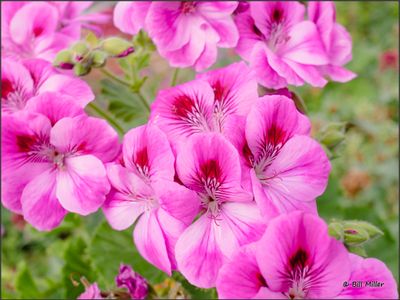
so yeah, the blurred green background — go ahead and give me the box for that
[1,1,399,298]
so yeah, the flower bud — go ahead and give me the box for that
[91,50,108,68]
[328,221,344,241]
[343,220,383,239]
[115,264,148,300]
[319,122,346,148]
[102,37,134,58]
[54,50,74,69]
[73,62,91,76]
[71,41,90,62]
[343,226,370,246]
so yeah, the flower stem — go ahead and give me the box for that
[171,68,180,86]
[87,102,125,135]
[100,68,131,87]
[135,90,150,112]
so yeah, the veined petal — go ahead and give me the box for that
[113,2,150,35]
[21,168,67,231]
[56,155,110,215]
[150,80,214,144]
[134,211,172,275]
[175,214,225,288]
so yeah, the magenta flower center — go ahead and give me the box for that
[1,81,29,113]
[181,1,197,14]
[134,147,150,178]
[287,249,311,299]
[266,9,290,51]
[16,134,61,165]
[172,95,210,132]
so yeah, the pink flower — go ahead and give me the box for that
[116,264,148,300]
[216,212,398,299]
[1,2,76,61]
[1,93,119,230]
[150,62,257,150]
[102,124,198,274]
[308,2,356,82]
[78,283,103,299]
[51,1,111,38]
[174,133,265,288]
[231,95,330,217]
[1,58,94,114]
[235,2,329,88]
[114,2,239,71]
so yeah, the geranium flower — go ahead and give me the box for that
[231,95,330,217]
[78,283,103,300]
[1,92,119,230]
[216,211,398,299]
[150,62,257,150]
[174,133,265,288]
[234,1,329,88]
[116,264,148,300]
[1,58,93,114]
[308,2,356,82]
[1,2,76,61]
[102,125,199,274]
[114,2,239,71]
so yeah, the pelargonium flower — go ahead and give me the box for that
[216,211,398,299]
[114,2,239,71]
[1,58,94,114]
[1,2,76,61]
[78,283,103,300]
[102,124,199,274]
[1,92,119,230]
[228,95,330,217]
[150,62,257,150]
[174,133,265,288]
[235,1,329,88]
[308,2,356,82]
[116,264,148,300]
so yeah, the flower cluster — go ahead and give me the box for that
[114,1,355,87]
[1,1,398,299]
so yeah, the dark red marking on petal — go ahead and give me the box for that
[272,9,283,23]
[135,147,149,169]
[213,80,226,102]
[172,95,195,118]
[33,27,44,37]
[16,135,37,153]
[289,248,309,270]
[1,79,14,99]
[252,24,264,38]
[242,142,253,167]
[256,272,268,287]
[200,159,222,180]
[265,124,287,147]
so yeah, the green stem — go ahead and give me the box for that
[88,102,124,135]
[135,90,150,112]
[171,68,180,86]
[100,68,131,88]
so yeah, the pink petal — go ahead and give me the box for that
[113,1,150,35]
[22,58,54,88]
[154,180,200,226]
[324,64,357,82]
[9,2,58,44]
[196,62,258,125]
[216,243,264,299]
[280,21,328,65]
[56,155,110,215]
[21,168,67,231]
[284,59,328,87]
[175,132,243,195]
[25,92,84,125]
[336,254,398,299]
[196,2,238,17]
[50,116,120,163]
[193,26,219,71]
[122,124,175,181]
[218,202,265,257]
[253,287,286,299]
[134,211,172,275]
[175,215,225,288]
[307,2,335,50]
[245,95,311,160]
[102,164,150,230]
[150,80,214,145]
[257,212,351,298]
[261,136,330,213]
[249,43,290,89]
[329,23,353,66]
[38,74,95,107]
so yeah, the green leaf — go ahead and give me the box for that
[15,263,41,299]
[62,237,96,299]
[89,221,167,289]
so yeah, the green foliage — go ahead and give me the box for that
[88,221,167,288]
[15,263,41,299]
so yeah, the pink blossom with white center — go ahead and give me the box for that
[229,95,330,218]
[174,133,265,288]
[216,212,398,299]
[234,1,329,88]
[308,2,356,82]
[150,62,258,150]
[1,58,94,114]
[114,1,239,71]
[1,93,119,230]
[102,124,199,275]
[1,2,77,62]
